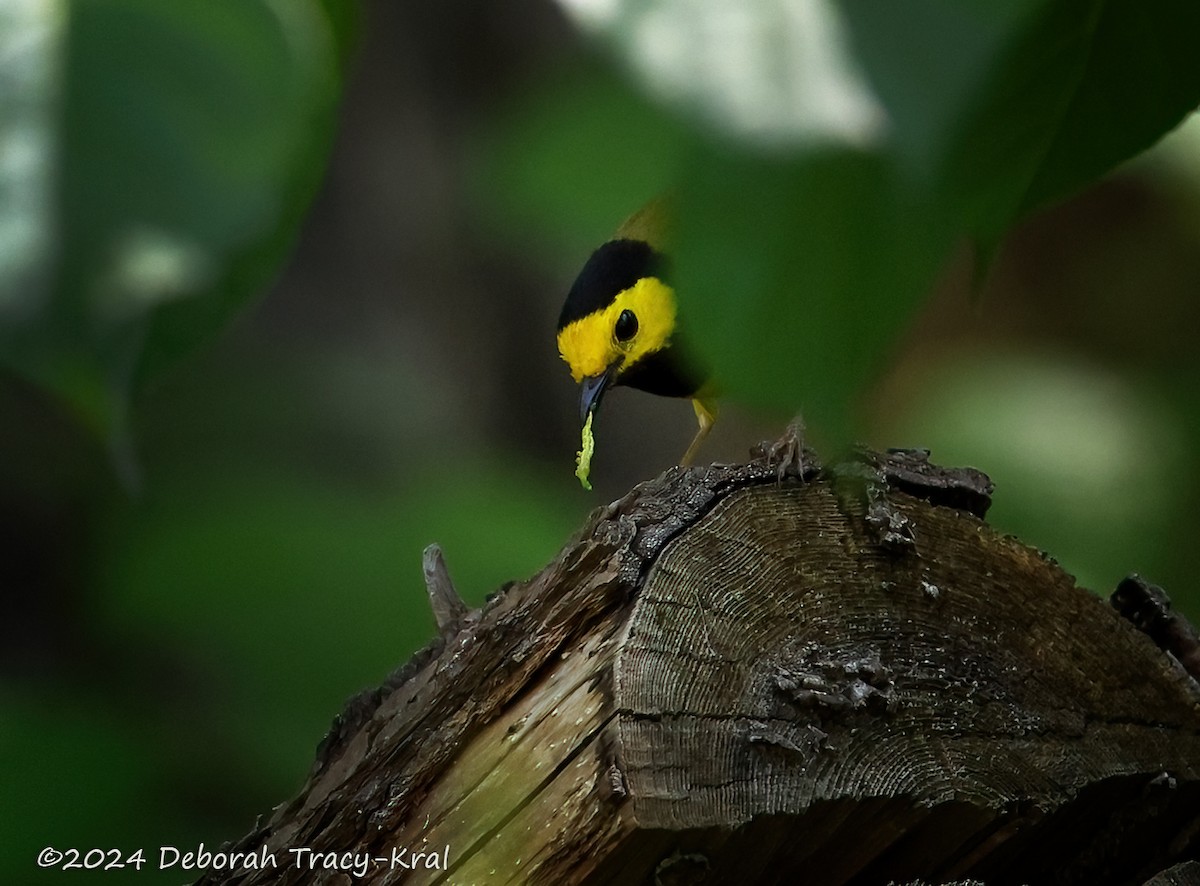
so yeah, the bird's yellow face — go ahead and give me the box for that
[558,222,711,487]
[556,275,677,384]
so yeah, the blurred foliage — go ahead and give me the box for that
[1,0,353,450]
[881,351,1192,592]
[3,0,1200,882]
[500,0,1200,437]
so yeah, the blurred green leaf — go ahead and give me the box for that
[0,0,351,441]
[841,1,1041,186]
[929,0,1200,240]
[562,0,1200,238]
[676,150,951,439]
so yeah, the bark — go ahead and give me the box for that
[199,442,1200,886]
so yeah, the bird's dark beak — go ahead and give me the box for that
[579,367,615,424]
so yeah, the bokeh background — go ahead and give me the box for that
[4,0,1199,881]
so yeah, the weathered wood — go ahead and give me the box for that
[1144,861,1200,885]
[423,543,469,639]
[199,444,1200,886]
[1112,575,1200,682]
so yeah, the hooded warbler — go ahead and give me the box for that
[556,200,717,488]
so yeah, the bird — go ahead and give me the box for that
[556,199,717,486]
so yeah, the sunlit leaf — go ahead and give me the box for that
[0,0,59,329]
[558,0,885,149]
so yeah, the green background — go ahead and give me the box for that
[3,0,1200,880]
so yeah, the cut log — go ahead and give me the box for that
[199,444,1200,885]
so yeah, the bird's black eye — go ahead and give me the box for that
[615,309,638,342]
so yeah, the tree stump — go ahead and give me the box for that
[200,444,1200,885]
